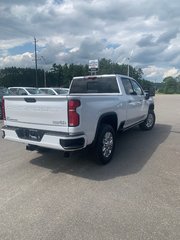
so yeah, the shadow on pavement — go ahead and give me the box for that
[30,124,171,181]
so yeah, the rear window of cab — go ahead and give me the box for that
[70,76,119,94]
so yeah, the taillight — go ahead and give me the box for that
[2,97,6,120]
[68,99,80,127]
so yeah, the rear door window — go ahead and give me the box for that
[121,78,134,95]
[131,80,143,95]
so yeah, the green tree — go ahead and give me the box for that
[163,76,177,94]
[49,63,63,86]
[0,59,154,90]
[175,75,180,94]
[98,58,113,74]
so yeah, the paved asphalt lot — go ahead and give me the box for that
[0,95,180,240]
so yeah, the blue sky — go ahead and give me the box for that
[9,43,35,56]
[0,0,180,82]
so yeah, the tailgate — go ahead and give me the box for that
[4,95,69,132]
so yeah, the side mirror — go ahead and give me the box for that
[144,91,150,100]
[144,87,155,97]
[149,87,155,96]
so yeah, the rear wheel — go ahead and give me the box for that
[139,110,155,130]
[95,124,116,165]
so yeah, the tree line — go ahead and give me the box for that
[157,76,180,94]
[0,58,175,93]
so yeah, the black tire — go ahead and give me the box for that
[95,124,116,165]
[139,110,155,130]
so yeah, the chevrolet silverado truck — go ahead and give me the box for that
[1,74,155,164]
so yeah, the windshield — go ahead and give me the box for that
[26,88,38,94]
[38,89,56,95]
[53,88,69,94]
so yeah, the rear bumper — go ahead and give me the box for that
[1,125,86,151]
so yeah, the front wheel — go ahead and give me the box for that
[95,124,116,165]
[139,110,155,130]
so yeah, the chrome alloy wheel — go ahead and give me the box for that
[102,132,114,158]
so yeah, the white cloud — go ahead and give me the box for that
[143,66,180,82]
[0,52,34,68]
[69,47,79,53]
[0,0,180,81]
[143,65,165,81]
[163,67,180,78]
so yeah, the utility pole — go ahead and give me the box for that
[34,37,38,87]
[44,70,47,87]
[127,57,130,77]
[127,50,133,77]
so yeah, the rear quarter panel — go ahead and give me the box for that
[68,94,127,145]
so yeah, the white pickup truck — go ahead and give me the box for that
[1,74,155,164]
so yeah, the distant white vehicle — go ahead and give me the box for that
[38,88,69,95]
[8,87,38,95]
[53,88,69,95]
